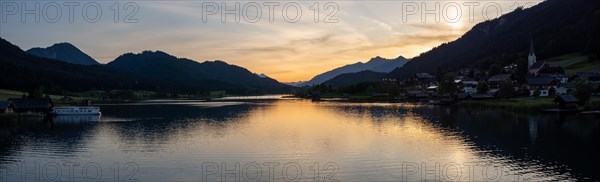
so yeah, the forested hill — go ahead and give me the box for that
[388,0,600,79]
[0,38,292,95]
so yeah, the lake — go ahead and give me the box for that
[1,99,598,181]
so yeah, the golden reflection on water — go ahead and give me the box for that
[117,100,486,180]
[1,100,573,181]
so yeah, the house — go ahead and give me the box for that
[573,72,600,84]
[0,101,16,113]
[382,78,400,85]
[487,89,499,97]
[415,73,435,80]
[426,85,438,92]
[409,73,437,89]
[413,73,436,84]
[525,77,560,97]
[503,63,517,73]
[555,74,569,83]
[540,73,569,83]
[553,95,579,109]
[458,80,478,94]
[487,74,512,89]
[528,62,548,76]
[6,98,54,113]
[539,66,565,75]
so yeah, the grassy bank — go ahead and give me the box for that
[1,89,214,106]
[1,89,98,106]
[583,97,600,111]
[459,96,600,112]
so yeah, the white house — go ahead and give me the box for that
[525,77,560,97]
[459,80,478,94]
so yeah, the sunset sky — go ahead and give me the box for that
[1,1,540,82]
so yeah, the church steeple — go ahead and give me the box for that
[528,35,537,70]
[529,37,535,56]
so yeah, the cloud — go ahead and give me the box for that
[290,34,336,45]
[1,0,542,82]
[231,47,297,55]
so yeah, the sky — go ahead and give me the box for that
[0,0,541,82]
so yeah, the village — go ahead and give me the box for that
[399,40,598,111]
[303,40,600,113]
[2,39,600,115]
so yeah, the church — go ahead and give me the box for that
[527,38,547,76]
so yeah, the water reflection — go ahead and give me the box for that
[434,108,600,181]
[51,115,101,124]
[0,100,597,181]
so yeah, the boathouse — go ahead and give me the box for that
[6,98,54,113]
[553,95,579,109]
[0,101,16,113]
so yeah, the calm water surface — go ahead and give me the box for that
[0,99,598,181]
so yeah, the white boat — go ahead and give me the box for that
[50,106,101,115]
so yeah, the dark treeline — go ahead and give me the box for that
[295,81,401,99]
[0,38,292,97]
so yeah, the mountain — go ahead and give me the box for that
[0,38,292,95]
[299,56,407,87]
[283,81,305,87]
[106,51,291,93]
[322,70,386,87]
[26,43,100,65]
[0,38,140,93]
[256,73,269,78]
[388,0,600,79]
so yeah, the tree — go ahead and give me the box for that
[516,88,530,97]
[383,82,401,96]
[498,80,515,99]
[28,85,44,99]
[488,63,502,77]
[468,69,475,79]
[548,87,557,96]
[436,68,444,83]
[437,72,458,96]
[573,79,592,105]
[533,90,541,97]
[516,58,529,81]
[477,81,489,94]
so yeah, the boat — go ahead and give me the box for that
[50,106,101,115]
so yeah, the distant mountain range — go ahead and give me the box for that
[388,0,600,79]
[26,43,100,65]
[5,0,598,94]
[322,70,387,87]
[256,73,269,78]
[0,38,292,95]
[297,56,407,87]
[106,51,288,92]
